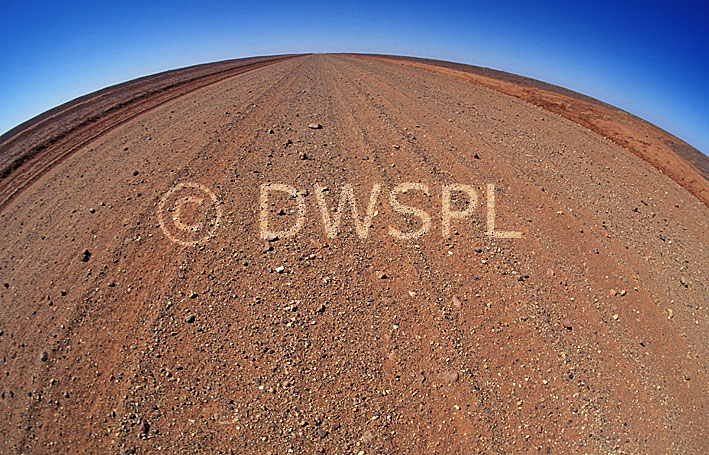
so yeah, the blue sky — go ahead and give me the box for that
[1,1,707,153]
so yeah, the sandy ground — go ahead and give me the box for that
[0,54,707,454]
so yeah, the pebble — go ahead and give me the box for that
[139,419,150,436]
[361,430,376,443]
[80,249,91,262]
[439,370,459,383]
[451,295,462,308]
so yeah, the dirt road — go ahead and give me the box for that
[0,54,707,454]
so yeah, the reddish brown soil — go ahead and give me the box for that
[0,54,707,454]
[0,54,301,211]
[364,54,709,206]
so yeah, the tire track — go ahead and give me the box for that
[0,55,305,212]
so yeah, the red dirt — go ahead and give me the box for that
[0,54,707,454]
[363,54,709,206]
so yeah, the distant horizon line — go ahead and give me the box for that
[1,51,705,158]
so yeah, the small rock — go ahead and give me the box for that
[317,428,329,438]
[189,291,198,299]
[361,430,376,444]
[139,419,150,436]
[609,289,617,296]
[308,123,322,129]
[267,128,275,134]
[316,303,326,313]
[620,289,627,296]
[473,153,480,159]
[185,315,195,324]
[561,319,573,330]
[40,351,48,362]
[451,295,462,308]
[264,233,279,242]
[377,271,388,279]
[89,207,95,214]
[80,249,91,262]
[612,314,619,320]
[439,370,459,383]
[275,266,285,274]
[132,170,139,176]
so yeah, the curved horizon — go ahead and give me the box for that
[1,1,707,153]
[1,51,704,158]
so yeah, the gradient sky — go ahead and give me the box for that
[1,1,708,153]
